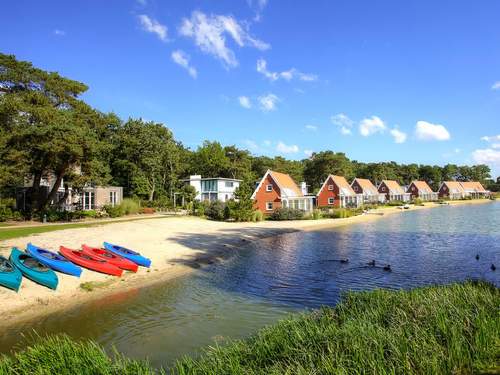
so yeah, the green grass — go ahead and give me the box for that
[0,281,498,374]
[0,215,170,241]
[79,279,116,292]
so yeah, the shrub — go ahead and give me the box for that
[192,200,209,217]
[413,198,424,206]
[103,204,124,218]
[120,198,140,215]
[310,209,323,220]
[386,200,404,206]
[205,200,226,221]
[269,207,304,221]
[322,208,362,219]
[0,206,23,222]
[251,210,264,222]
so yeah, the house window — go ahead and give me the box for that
[266,202,273,211]
[328,185,334,191]
[266,184,273,192]
[109,191,117,206]
[225,181,234,188]
[328,197,334,205]
[201,180,217,192]
[83,191,94,210]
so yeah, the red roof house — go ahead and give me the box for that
[316,175,362,208]
[251,170,314,214]
[351,178,386,204]
[407,181,438,201]
[378,180,411,202]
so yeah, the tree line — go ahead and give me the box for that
[0,53,497,213]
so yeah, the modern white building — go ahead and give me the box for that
[184,175,242,202]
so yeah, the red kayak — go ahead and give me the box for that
[81,245,138,272]
[59,246,123,277]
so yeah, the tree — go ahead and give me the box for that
[303,151,353,191]
[231,178,256,221]
[191,141,231,178]
[0,53,112,211]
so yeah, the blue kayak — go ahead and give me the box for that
[27,243,82,277]
[10,248,58,290]
[103,242,151,268]
[0,255,22,292]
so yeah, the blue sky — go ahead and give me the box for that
[1,0,500,176]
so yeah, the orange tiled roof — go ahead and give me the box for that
[442,181,465,194]
[411,181,434,193]
[318,175,357,196]
[381,180,406,194]
[269,170,303,197]
[460,181,487,193]
[353,178,379,195]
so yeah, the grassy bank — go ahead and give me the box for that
[0,281,498,374]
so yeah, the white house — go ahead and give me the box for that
[184,175,241,202]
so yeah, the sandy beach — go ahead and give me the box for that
[0,199,492,328]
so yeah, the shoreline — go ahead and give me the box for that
[0,199,493,330]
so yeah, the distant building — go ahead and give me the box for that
[351,178,386,204]
[438,181,466,200]
[459,181,490,199]
[184,175,241,202]
[17,171,123,211]
[317,175,362,208]
[251,170,314,213]
[407,181,439,201]
[378,180,411,202]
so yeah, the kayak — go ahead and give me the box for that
[59,246,123,277]
[0,255,22,292]
[81,245,138,272]
[103,242,151,268]
[10,247,58,290]
[27,243,82,277]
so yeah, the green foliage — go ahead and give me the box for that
[323,208,359,219]
[120,198,140,215]
[205,200,226,221]
[386,200,405,206]
[303,151,353,192]
[269,207,305,221]
[0,199,23,221]
[174,281,500,374]
[103,204,124,218]
[309,209,323,220]
[230,180,256,222]
[412,197,424,206]
[251,210,264,222]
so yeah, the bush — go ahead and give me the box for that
[251,210,264,222]
[103,204,124,218]
[309,209,323,220]
[322,208,362,219]
[0,206,23,222]
[205,200,226,221]
[413,198,424,206]
[386,200,404,206]
[192,200,209,217]
[120,198,140,215]
[269,207,305,221]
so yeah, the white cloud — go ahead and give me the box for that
[492,143,500,149]
[243,139,259,150]
[305,124,317,131]
[248,0,269,21]
[179,11,269,68]
[53,29,66,36]
[276,141,299,153]
[171,50,197,78]
[238,96,252,109]
[481,134,500,142]
[359,116,386,137]
[304,149,313,157]
[414,120,450,141]
[256,58,317,82]
[340,126,352,135]
[138,15,168,42]
[258,93,279,112]
[390,128,407,144]
[331,113,354,135]
[491,81,500,90]
[472,148,500,168]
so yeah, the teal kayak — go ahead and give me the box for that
[0,255,22,292]
[10,248,58,290]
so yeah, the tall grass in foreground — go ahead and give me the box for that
[175,281,499,374]
[0,281,498,374]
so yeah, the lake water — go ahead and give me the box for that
[1,202,499,369]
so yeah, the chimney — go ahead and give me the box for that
[300,182,308,195]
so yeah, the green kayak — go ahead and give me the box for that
[0,255,22,292]
[10,247,58,290]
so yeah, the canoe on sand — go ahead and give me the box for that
[103,242,151,268]
[81,245,138,272]
[59,246,123,277]
[27,243,82,277]
[10,247,58,290]
[0,255,22,292]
